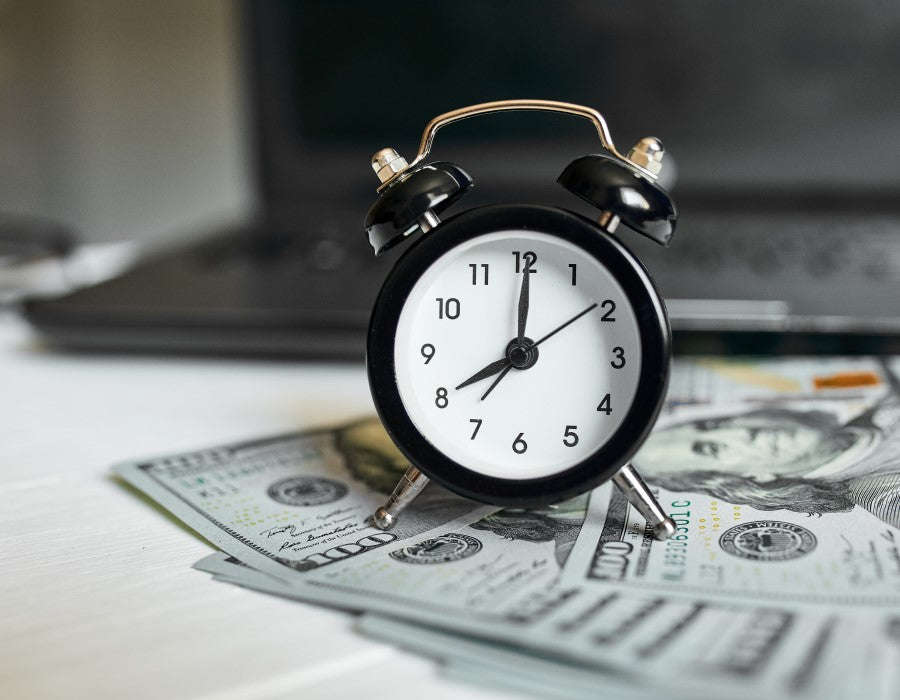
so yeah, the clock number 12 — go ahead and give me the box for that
[512,251,538,274]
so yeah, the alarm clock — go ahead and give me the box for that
[363,100,677,540]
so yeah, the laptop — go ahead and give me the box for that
[22,1,900,357]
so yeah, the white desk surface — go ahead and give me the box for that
[0,313,513,699]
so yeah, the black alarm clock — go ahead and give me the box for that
[363,100,678,540]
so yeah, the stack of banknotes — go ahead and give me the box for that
[115,357,900,700]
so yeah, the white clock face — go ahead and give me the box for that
[394,230,642,480]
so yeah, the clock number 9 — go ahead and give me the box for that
[611,346,625,369]
[435,387,449,409]
[421,343,435,364]
[512,432,528,454]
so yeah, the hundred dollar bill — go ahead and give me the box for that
[358,613,900,700]
[194,492,590,600]
[356,615,669,700]
[195,547,881,700]
[191,500,884,700]
[665,356,891,409]
[439,626,900,700]
[561,362,900,606]
[114,418,493,580]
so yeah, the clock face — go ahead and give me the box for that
[393,229,642,480]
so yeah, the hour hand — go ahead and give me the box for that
[455,357,509,391]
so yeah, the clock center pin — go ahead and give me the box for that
[505,337,538,370]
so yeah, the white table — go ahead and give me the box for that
[0,313,512,699]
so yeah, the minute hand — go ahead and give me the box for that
[531,302,598,348]
[517,268,530,345]
[453,302,598,393]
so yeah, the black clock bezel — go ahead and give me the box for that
[367,203,670,507]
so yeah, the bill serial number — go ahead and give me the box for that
[662,500,691,582]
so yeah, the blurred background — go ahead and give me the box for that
[2,0,899,356]
[0,0,248,245]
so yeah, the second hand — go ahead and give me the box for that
[530,302,598,349]
[476,301,599,401]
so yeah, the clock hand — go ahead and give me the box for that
[455,357,511,391]
[455,270,530,392]
[531,302,598,348]
[455,302,598,396]
[480,364,512,401]
[517,269,529,345]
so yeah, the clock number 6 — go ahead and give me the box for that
[435,387,449,408]
[512,432,528,454]
[563,425,579,447]
[611,346,625,369]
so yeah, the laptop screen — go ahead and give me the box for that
[250,0,900,210]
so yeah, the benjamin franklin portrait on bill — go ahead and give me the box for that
[635,362,900,528]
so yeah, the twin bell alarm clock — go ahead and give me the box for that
[362,100,678,540]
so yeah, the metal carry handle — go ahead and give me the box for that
[375,99,658,189]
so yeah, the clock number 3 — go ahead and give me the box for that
[611,346,626,369]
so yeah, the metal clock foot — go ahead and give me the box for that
[611,463,676,540]
[371,466,430,530]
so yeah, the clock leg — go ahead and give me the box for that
[370,466,430,530]
[611,463,677,540]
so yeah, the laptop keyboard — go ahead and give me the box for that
[629,211,900,332]
[188,212,900,332]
